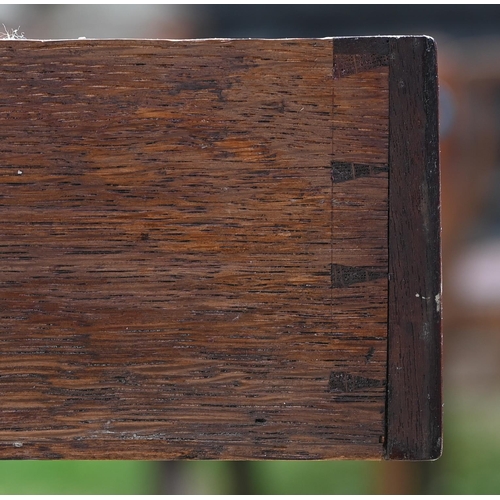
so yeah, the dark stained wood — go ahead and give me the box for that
[0,37,439,461]
[333,53,388,79]
[331,161,388,184]
[332,49,389,165]
[386,36,442,460]
[334,36,390,56]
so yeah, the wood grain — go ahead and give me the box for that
[0,37,439,460]
[386,37,442,460]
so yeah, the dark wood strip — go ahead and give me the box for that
[386,37,442,460]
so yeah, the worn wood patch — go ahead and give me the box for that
[0,37,439,460]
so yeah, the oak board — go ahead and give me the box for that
[0,37,441,460]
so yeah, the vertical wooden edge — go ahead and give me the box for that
[386,36,442,460]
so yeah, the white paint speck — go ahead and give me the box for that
[415,293,420,298]
[13,442,23,448]
[78,37,86,40]
[435,293,441,313]
[17,170,22,175]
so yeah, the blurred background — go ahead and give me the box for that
[0,4,499,494]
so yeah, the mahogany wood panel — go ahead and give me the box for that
[0,37,440,460]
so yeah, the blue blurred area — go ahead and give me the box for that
[197,5,500,39]
[1,5,499,494]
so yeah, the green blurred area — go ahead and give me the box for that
[439,395,500,495]
[0,459,373,495]
[0,460,159,495]
[1,395,499,495]
[249,461,373,495]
